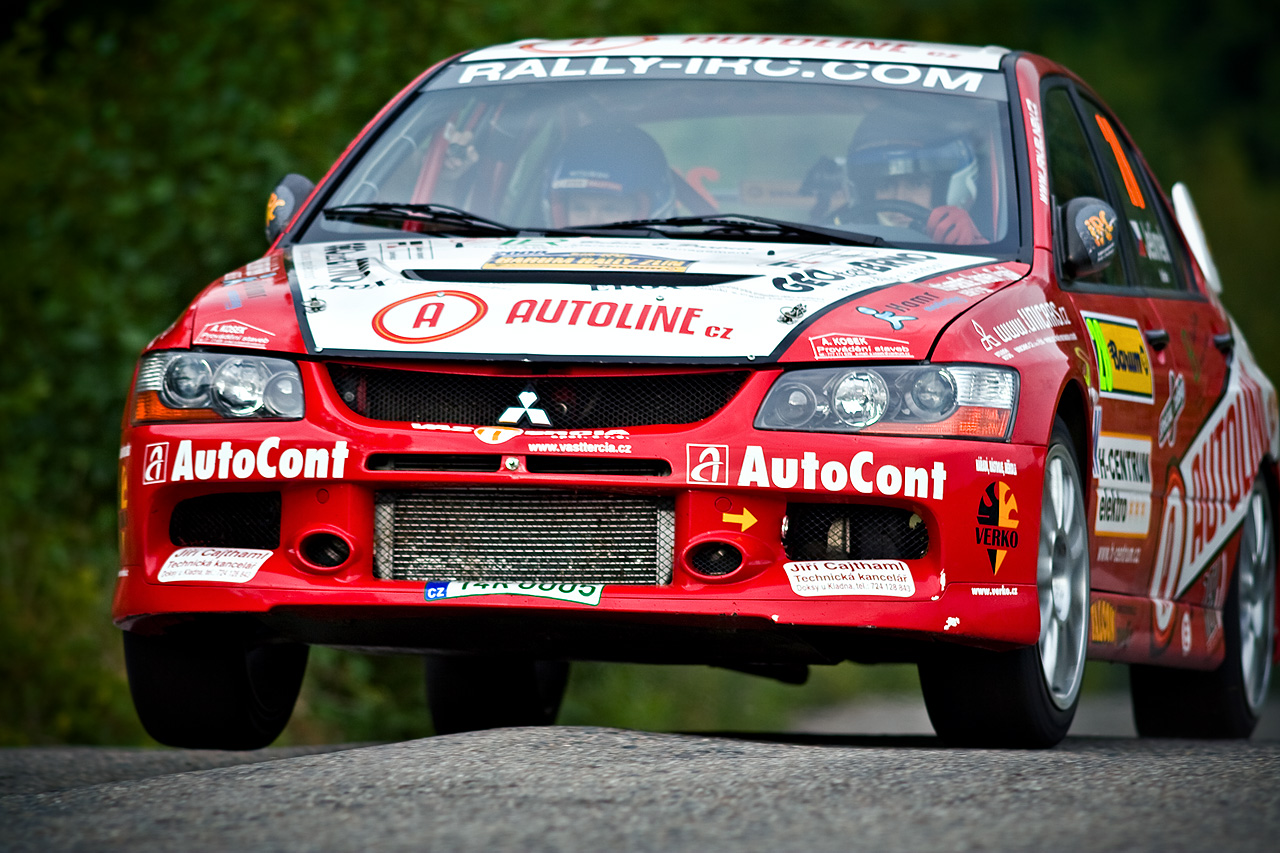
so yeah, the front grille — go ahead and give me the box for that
[374,488,674,584]
[169,492,281,549]
[783,503,928,561]
[329,365,747,428]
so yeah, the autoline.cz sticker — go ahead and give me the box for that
[424,580,602,606]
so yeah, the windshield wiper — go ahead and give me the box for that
[322,203,519,236]
[563,214,884,247]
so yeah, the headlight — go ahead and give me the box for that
[132,352,305,422]
[755,365,1017,439]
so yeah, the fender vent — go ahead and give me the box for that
[783,503,928,561]
[169,491,281,549]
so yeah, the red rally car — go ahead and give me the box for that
[115,34,1279,749]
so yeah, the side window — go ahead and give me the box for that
[1082,98,1192,292]
[1041,87,1126,286]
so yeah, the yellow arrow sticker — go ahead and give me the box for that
[722,507,757,532]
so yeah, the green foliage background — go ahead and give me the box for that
[1,0,1276,745]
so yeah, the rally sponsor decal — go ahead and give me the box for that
[142,442,169,484]
[465,35,1006,71]
[1082,311,1153,403]
[687,444,730,485]
[684,443,947,497]
[141,438,348,484]
[483,252,691,272]
[1090,599,1117,644]
[808,332,911,359]
[372,291,488,344]
[970,585,1019,596]
[411,423,633,451]
[424,580,602,606]
[924,264,1024,296]
[783,560,915,598]
[158,547,272,584]
[439,56,1002,98]
[194,320,275,349]
[1153,352,1274,601]
[292,238,988,360]
[974,457,1017,476]
[972,300,1074,361]
[975,480,1019,574]
[1093,432,1152,537]
[1158,372,1186,447]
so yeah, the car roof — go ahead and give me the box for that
[461,34,1010,71]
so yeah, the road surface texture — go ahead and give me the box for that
[3,692,1277,852]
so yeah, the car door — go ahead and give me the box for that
[1079,92,1246,651]
[1039,81,1173,597]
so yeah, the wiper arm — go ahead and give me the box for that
[322,202,519,236]
[571,213,884,247]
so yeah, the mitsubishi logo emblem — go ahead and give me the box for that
[498,389,551,426]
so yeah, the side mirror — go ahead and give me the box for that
[1060,196,1119,279]
[265,173,315,244]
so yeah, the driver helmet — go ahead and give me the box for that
[546,123,676,227]
[845,112,979,210]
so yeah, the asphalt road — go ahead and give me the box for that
[4,691,1279,852]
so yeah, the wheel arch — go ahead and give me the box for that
[1052,378,1090,478]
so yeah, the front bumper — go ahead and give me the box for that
[116,362,1044,662]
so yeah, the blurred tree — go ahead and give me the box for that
[1,0,1274,745]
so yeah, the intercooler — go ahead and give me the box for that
[374,488,675,585]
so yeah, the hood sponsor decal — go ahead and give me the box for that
[424,580,602,606]
[292,238,988,360]
[973,300,1074,361]
[158,547,272,584]
[808,333,911,360]
[372,290,488,344]
[1093,432,1152,538]
[483,251,691,272]
[194,320,275,349]
[975,480,1019,574]
[783,559,916,598]
[140,438,348,484]
[686,443,947,498]
[1082,311,1153,403]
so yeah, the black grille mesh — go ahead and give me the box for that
[375,488,674,584]
[783,503,928,561]
[329,365,747,428]
[169,492,281,549]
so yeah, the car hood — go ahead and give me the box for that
[192,237,1029,363]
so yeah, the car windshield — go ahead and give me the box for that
[301,56,1018,253]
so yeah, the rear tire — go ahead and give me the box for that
[919,417,1089,747]
[123,626,308,750]
[425,655,569,735]
[1131,477,1275,738]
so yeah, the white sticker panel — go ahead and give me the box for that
[158,548,272,583]
[293,238,989,360]
[783,559,916,597]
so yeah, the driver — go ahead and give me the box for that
[546,124,675,228]
[835,114,988,245]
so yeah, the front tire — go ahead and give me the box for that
[1130,477,1276,738]
[919,418,1090,747]
[425,655,569,735]
[123,626,308,750]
